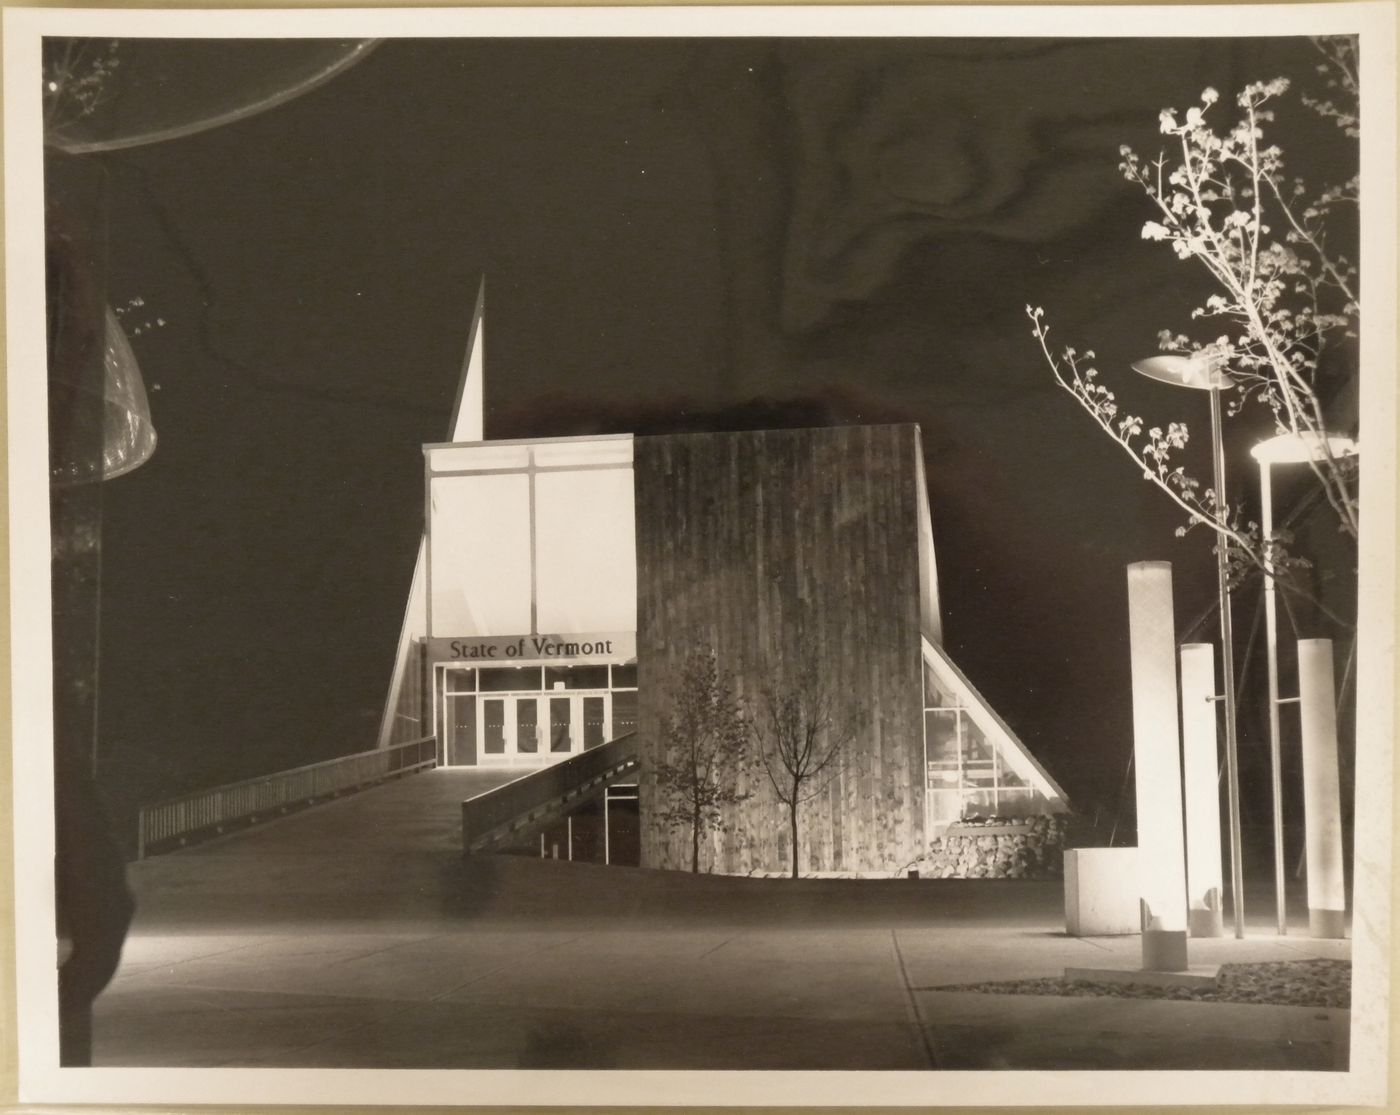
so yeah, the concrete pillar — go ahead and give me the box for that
[1180,643,1224,937]
[1127,563,1188,967]
[1298,638,1347,938]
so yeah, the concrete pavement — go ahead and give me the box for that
[93,768,1351,1070]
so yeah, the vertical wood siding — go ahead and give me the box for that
[635,425,926,875]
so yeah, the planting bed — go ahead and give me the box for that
[942,958,1350,1009]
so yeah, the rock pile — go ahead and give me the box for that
[919,814,1070,879]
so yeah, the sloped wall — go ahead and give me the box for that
[634,425,926,875]
[385,637,431,746]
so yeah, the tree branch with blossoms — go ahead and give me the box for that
[1028,307,1258,562]
[1118,69,1359,539]
[42,39,121,140]
[1026,52,1360,635]
[1028,306,1350,629]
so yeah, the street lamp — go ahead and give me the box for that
[1249,431,1358,936]
[1131,353,1245,939]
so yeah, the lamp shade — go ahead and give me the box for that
[1131,354,1237,391]
[45,39,379,155]
[99,307,157,480]
[1250,431,1358,465]
[50,307,157,486]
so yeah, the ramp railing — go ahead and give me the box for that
[137,735,437,858]
[462,732,639,853]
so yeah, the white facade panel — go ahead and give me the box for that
[535,468,637,634]
[429,473,531,635]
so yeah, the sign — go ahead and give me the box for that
[427,632,635,663]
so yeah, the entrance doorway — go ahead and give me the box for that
[476,692,610,764]
[438,663,637,768]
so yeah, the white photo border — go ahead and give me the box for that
[5,3,1396,1107]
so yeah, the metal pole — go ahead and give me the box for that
[1259,461,1287,934]
[1210,388,1246,938]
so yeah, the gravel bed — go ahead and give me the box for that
[941,959,1350,1008]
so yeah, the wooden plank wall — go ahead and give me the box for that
[634,425,926,876]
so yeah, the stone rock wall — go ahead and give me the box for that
[917,815,1071,879]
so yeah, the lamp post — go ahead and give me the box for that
[1131,354,1245,938]
[1249,431,1358,936]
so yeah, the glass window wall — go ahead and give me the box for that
[444,668,476,693]
[924,686,1046,827]
[612,689,639,737]
[610,663,638,689]
[481,666,545,692]
[545,665,609,691]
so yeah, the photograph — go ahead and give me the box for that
[4,3,1395,1107]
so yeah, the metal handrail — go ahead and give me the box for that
[462,732,639,852]
[136,735,437,858]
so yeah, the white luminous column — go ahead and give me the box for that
[1132,353,1244,937]
[1127,562,1188,967]
[1180,644,1224,937]
[1297,638,1347,939]
[1250,432,1358,936]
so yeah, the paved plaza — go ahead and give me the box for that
[94,769,1351,1070]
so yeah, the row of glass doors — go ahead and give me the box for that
[443,691,610,765]
[479,691,609,762]
[438,663,638,766]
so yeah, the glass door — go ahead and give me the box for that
[481,696,509,762]
[548,693,612,756]
[548,696,573,756]
[583,695,607,748]
[444,694,477,766]
[516,699,540,757]
[475,690,615,766]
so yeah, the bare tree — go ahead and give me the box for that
[755,669,857,879]
[652,649,751,874]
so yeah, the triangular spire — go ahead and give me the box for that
[377,276,487,749]
[450,276,486,442]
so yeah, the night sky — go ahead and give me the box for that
[54,35,1358,843]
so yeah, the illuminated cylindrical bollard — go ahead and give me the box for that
[1127,562,1188,968]
[1298,638,1347,939]
[1180,643,1224,937]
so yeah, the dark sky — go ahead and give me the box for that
[56,35,1357,833]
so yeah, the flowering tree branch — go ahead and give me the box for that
[1026,52,1360,632]
[42,39,121,139]
[1117,70,1359,539]
[1027,306,1352,630]
[1028,307,1258,560]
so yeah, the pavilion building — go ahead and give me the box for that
[378,291,1068,875]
